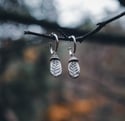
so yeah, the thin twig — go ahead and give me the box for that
[24,11,125,43]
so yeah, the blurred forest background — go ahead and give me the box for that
[0,0,125,121]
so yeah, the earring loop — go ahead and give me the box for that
[68,35,77,56]
[50,33,59,54]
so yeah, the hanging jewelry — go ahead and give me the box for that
[49,33,62,77]
[68,35,80,78]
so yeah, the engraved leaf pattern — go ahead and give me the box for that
[50,59,62,77]
[68,61,80,78]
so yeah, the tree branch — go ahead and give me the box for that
[0,8,63,31]
[24,11,125,43]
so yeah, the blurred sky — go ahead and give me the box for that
[24,0,120,27]
[0,0,123,39]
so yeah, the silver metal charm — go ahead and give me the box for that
[50,52,62,77]
[49,33,62,77]
[68,36,80,78]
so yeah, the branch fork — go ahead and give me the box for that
[24,11,125,43]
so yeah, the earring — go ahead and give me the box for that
[49,33,62,77]
[68,35,80,78]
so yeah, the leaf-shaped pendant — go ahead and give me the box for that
[50,53,62,77]
[68,56,80,78]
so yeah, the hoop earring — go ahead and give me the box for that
[49,33,62,77]
[68,35,80,78]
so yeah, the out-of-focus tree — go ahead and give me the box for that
[118,0,125,6]
[0,0,125,121]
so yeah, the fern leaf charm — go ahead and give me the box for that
[50,53,62,77]
[68,56,80,78]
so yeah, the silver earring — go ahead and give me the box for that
[68,35,80,78]
[49,33,62,77]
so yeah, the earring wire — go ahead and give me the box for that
[50,33,59,54]
[68,35,77,56]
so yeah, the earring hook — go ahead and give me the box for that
[50,33,59,54]
[68,35,77,56]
